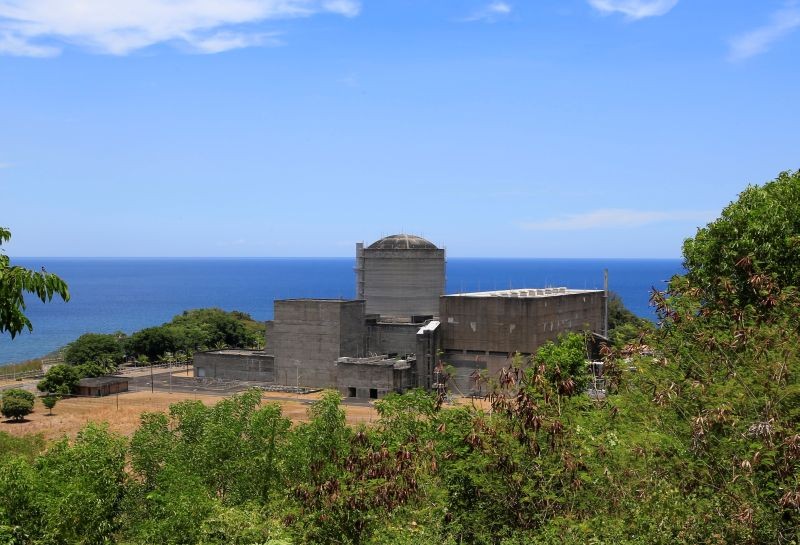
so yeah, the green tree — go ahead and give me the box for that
[126,326,178,361]
[606,291,653,347]
[1,388,35,421]
[37,363,80,394]
[64,332,125,367]
[681,169,800,312]
[41,394,58,415]
[0,227,69,338]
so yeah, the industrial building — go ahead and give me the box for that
[193,234,605,399]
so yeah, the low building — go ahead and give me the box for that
[75,376,129,397]
[336,354,415,399]
[193,349,275,381]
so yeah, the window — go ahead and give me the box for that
[369,388,378,399]
[348,387,357,398]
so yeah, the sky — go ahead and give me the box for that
[0,0,798,258]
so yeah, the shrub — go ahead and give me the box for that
[1,389,35,421]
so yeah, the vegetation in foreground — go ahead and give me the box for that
[0,170,799,544]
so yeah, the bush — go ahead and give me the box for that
[1,389,35,421]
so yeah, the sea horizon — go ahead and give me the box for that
[0,257,682,366]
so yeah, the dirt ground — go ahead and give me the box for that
[1,390,380,442]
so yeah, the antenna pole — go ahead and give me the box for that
[603,269,609,338]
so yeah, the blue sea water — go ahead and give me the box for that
[0,258,682,365]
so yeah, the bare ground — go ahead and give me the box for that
[2,390,380,441]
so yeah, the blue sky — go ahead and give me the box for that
[1,0,798,258]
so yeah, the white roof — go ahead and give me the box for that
[447,287,602,298]
[417,320,440,334]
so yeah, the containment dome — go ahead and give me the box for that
[356,234,446,319]
[367,234,439,250]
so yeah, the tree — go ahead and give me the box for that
[606,291,652,347]
[1,389,35,421]
[64,332,125,367]
[681,169,800,311]
[41,394,58,415]
[0,227,70,338]
[37,364,80,394]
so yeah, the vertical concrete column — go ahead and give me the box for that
[355,242,365,300]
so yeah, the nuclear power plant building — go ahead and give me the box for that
[193,234,605,398]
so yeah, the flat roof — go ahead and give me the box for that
[78,376,129,387]
[444,287,603,298]
[205,349,272,356]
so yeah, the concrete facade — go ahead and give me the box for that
[356,235,445,319]
[366,321,420,357]
[336,355,415,399]
[267,299,366,389]
[189,235,607,398]
[439,288,604,393]
[193,350,275,381]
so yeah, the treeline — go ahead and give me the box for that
[36,308,265,395]
[1,171,799,544]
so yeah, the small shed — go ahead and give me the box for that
[75,376,129,397]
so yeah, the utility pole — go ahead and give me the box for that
[603,269,609,338]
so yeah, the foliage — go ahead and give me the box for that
[0,389,34,421]
[0,431,45,460]
[37,364,80,394]
[0,227,69,339]
[64,333,125,368]
[2,172,800,543]
[682,169,800,312]
[41,395,58,415]
[607,291,653,347]
[125,308,263,360]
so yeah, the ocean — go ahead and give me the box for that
[0,258,682,365]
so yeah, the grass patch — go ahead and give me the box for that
[0,430,46,460]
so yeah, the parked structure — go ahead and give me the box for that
[193,234,605,399]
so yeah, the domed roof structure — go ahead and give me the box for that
[367,234,439,250]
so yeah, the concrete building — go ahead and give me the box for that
[336,355,415,400]
[439,288,604,394]
[355,234,445,319]
[266,299,366,389]
[194,349,274,381]
[192,234,606,399]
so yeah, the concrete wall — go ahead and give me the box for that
[336,363,394,399]
[336,360,414,399]
[439,291,604,355]
[439,291,603,393]
[362,248,445,318]
[366,322,419,357]
[269,299,366,388]
[193,350,275,381]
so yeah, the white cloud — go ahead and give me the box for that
[0,162,11,169]
[587,0,678,20]
[728,4,800,61]
[462,2,512,23]
[0,0,360,56]
[520,208,712,231]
